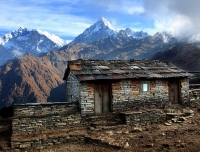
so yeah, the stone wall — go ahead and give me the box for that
[121,109,166,127]
[112,79,169,112]
[78,78,189,114]
[11,102,81,149]
[112,78,190,112]
[66,71,80,103]
[78,79,170,114]
[79,83,95,114]
[180,78,190,104]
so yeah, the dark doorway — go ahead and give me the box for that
[94,83,111,114]
[169,80,180,103]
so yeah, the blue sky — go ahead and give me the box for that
[1,0,200,41]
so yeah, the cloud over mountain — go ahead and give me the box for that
[143,0,200,41]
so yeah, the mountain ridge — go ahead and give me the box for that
[71,17,150,45]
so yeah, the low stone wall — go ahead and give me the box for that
[11,102,81,149]
[121,109,166,127]
[13,102,79,117]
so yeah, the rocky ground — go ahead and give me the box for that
[1,108,200,152]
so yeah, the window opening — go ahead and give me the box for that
[143,83,148,92]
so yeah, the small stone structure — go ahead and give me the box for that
[63,60,191,114]
[121,109,166,127]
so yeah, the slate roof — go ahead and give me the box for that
[63,59,192,81]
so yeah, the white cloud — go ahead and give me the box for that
[143,0,200,41]
[188,34,200,43]
[154,15,193,38]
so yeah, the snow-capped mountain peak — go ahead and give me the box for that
[97,17,117,32]
[83,17,118,36]
[72,17,118,44]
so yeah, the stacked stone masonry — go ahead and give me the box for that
[11,102,173,150]
[76,78,189,114]
[66,71,80,103]
[11,102,81,149]
[121,109,166,127]
[180,78,190,104]
[112,78,189,112]
[79,83,95,114]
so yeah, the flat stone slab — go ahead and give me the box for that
[121,111,142,115]
[165,123,172,126]
[166,113,183,116]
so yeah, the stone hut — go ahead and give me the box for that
[63,59,191,114]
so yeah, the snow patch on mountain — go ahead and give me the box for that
[0,33,13,45]
[35,29,66,46]
[124,28,150,39]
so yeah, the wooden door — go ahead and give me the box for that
[102,84,110,112]
[94,84,102,114]
[94,83,111,114]
[169,80,179,103]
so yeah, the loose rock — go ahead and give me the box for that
[165,123,172,126]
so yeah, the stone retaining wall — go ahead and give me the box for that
[121,109,166,127]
